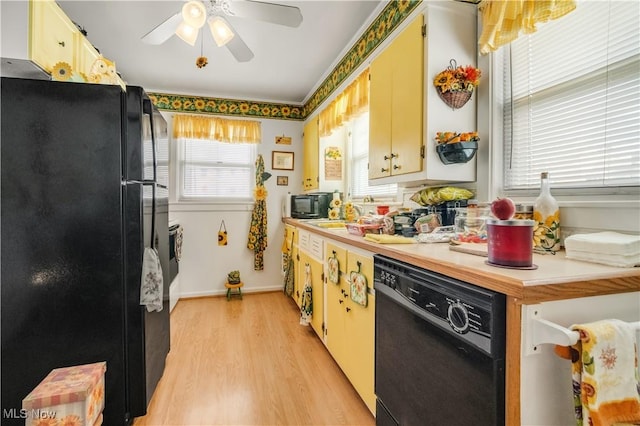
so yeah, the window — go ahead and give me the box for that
[348,112,397,199]
[502,0,640,192]
[179,138,256,201]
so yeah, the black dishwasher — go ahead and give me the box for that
[374,255,506,426]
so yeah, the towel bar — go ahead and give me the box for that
[524,306,640,355]
[533,317,640,347]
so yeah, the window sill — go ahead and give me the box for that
[170,200,255,213]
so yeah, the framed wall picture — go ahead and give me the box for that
[276,176,289,186]
[272,151,294,170]
[275,135,292,145]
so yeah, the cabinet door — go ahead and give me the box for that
[302,116,319,190]
[30,0,78,73]
[391,14,424,176]
[325,243,348,365]
[75,35,102,79]
[345,252,375,413]
[369,14,424,180]
[292,244,301,307]
[369,46,393,179]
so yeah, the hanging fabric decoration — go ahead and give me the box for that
[300,263,312,326]
[247,155,268,270]
[218,220,228,246]
[478,0,576,55]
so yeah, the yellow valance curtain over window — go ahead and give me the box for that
[173,114,261,143]
[319,68,370,137]
[478,0,576,55]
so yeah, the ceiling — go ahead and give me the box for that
[58,0,384,105]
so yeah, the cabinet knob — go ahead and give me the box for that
[391,153,398,158]
[381,168,389,173]
[339,299,343,304]
[393,164,402,170]
[346,307,352,313]
[58,41,65,47]
[383,154,391,160]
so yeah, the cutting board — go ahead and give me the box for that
[449,242,488,257]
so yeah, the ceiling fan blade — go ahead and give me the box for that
[141,11,182,44]
[229,0,303,28]
[225,31,255,62]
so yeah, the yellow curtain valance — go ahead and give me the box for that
[478,0,576,55]
[172,114,261,143]
[318,68,370,138]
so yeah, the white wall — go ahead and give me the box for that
[166,113,304,298]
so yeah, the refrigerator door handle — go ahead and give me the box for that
[143,99,158,183]
[123,180,155,186]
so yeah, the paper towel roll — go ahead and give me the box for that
[283,193,291,218]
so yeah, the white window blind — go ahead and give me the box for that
[349,113,397,198]
[503,0,640,191]
[180,138,256,200]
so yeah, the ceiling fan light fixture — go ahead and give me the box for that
[175,21,199,46]
[208,16,234,47]
[182,0,207,29]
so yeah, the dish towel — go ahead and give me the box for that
[564,232,640,268]
[556,319,640,425]
[300,263,312,326]
[140,247,164,312]
[174,225,183,261]
[363,234,416,244]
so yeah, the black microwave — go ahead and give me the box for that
[291,193,332,219]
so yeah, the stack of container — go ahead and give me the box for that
[22,362,106,426]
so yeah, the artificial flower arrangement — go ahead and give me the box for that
[433,59,481,109]
[434,131,479,145]
[328,197,342,220]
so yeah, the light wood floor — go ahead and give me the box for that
[133,292,375,426]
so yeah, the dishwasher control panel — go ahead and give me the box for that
[374,254,506,356]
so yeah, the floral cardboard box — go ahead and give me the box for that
[22,361,106,426]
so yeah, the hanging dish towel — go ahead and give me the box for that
[363,234,416,244]
[556,319,640,426]
[174,225,183,261]
[300,263,312,326]
[140,247,164,312]
[247,155,268,270]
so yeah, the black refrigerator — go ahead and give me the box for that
[1,77,170,425]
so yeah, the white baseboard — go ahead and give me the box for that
[174,285,284,301]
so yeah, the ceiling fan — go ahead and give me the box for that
[141,0,303,62]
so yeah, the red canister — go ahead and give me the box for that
[486,219,535,267]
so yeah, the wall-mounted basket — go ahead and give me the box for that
[433,59,481,110]
[437,90,473,110]
[436,141,478,165]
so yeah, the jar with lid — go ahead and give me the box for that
[453,200,490,243]
[514,204,533,220]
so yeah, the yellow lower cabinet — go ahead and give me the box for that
[345,252,375,413]
[325,244,376,414]
[292,244,301,307]
[326,243,348,363]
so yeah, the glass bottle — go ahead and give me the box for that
[533,172,560,253]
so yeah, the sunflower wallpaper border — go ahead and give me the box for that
[148,0,420,121]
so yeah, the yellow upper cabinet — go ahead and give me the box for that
[29,0,126,89]
[369,2,478,184]
[369,14,424,180]
[29,0,78,74]
[302,115,319,191]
